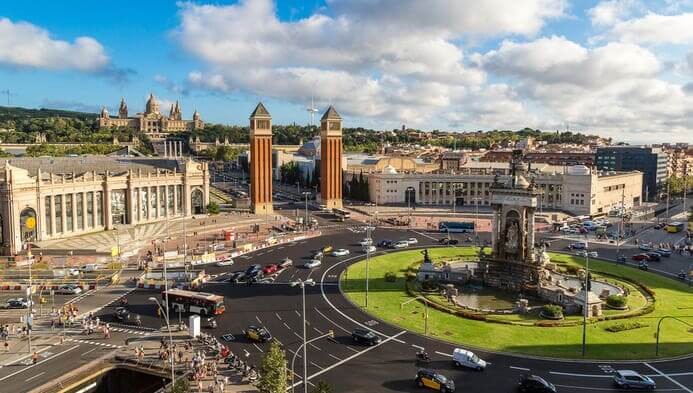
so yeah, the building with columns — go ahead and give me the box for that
[97,95,204,140]
[319,106,344,209]
[0,156,209,255]
[249,103,274,215]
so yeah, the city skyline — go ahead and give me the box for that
[1,0,693,144]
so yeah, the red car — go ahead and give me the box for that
[262,264,279,275]
[631,254,650,262]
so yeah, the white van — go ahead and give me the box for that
[80,264,99,273]
[452,348,487,371]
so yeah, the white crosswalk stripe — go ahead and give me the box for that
[66,338,123,349]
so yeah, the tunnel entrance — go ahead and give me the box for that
[68,366,169,393]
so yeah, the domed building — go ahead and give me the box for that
[97,94,204,140]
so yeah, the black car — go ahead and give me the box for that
[638,261,649,271]
[245,264,262,275]
[5,299,29,309]
[351,328,381,346]
[377,240,393,248]
[518,375,557,392]
[439,238,459,245]
[229,271,246,283]
[114,307,142,326]
[645,252,661,262]
[415,369,455,392]
[246,325,272,342]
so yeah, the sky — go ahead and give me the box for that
[1,0,693,144]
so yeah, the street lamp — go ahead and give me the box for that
[302,192,311,231]
[655,316,692,356]
[581,240,590,357]
[406,187,415,226]
[364,223,375,309]
[401,296,430,336]
[290,278,316,393]
[290,330,333,393]
[148,297,176,386]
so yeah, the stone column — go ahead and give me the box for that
[527,207,536,262]
[61,194,67,234]
[81,192,87,231]
[491,204,499,250]
[49,195,56,237]
[104,187,112,230]
[172,185,178,216]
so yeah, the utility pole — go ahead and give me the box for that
[365,224,372,309]
[665,181,670,224]
[617,189,624,256]
[582,241,590,357]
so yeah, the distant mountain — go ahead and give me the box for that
[0,106,96,121]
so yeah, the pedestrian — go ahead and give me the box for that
[3,341,8,352]
[32,351,39,365]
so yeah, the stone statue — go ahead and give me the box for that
[421,249,432,265]
[505,221,519,251]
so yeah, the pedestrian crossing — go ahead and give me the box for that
[66,338,122,349]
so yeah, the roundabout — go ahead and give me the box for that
[341,247,693,360]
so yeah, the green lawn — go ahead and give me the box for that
[342,247,693,360]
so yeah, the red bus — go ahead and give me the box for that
[162,289,225,315]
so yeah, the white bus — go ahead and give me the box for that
[333,208,351,222]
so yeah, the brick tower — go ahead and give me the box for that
[249,103,273,215]
[319,106,343,209]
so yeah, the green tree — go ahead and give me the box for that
[206,201,220,215]
[170,379,190,393]
[257,340,288,393]
[310,381,335,393]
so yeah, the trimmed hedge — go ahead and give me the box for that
[384,271,397,282]
[605,321,649,332]
[540,304,564,319]
[606,294,628,309]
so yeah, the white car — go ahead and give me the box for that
[359,238,373,246]
[393,240,409,249]
[67,268,80,276]
[587,251,599,258]
[280,258,293,268]
[452,348,487,371]
[215,258,234,267]
[363,245,376,253]
[304,259,322,269]
[407,238,418,245]
[332,249,350,257]
[56,285,82,295]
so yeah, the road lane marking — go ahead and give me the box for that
[0,346,52,368]
[0,345,80,382]
[313,327,324,335]
[25,371,46,382]
[309,343,321,351]
[328,354,341,361]
[256,315,263,324]
[253,344,264,353]
[549,371,611,378]
[293,332,303,340]
[411,344,424,351]
[510,366,530,371]
[81,348,99,356]
[310,361,323,370]
[434,351,452,358]
[295,310,301,317]
[283,322,292,330]
[275,313,282,321]
[412,230,437,241]
[644,362,693,393]
[314,309,351,334]
[345,346,359,353]
[291,331,407,388]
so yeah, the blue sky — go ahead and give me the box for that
[1,1,692,143]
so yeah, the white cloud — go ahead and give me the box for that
[588,0,641,27]
[604,12,693,44]
[0,17,109,71]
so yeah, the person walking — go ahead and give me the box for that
[32,351,39,365]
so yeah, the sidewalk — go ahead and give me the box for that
[117,330,258,392]
[0,335,58,367]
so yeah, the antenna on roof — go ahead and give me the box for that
[306,95,319,129]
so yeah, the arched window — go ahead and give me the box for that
[20,208,37,242]
[191,189,204,214]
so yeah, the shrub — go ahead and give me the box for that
[540,304,563,319]
[564,265,579,275]
[404,271,417,281]
[421,279,439,292]
[384,271,397,282]
[605,321,649,332]
[606,294,628,309]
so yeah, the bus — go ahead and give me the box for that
[333,208,351,222]
[439,221,475,233]
[666,222,685,233]
[162,289,225,315]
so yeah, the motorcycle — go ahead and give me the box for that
[415,350,430,363]
[678,271,687,281]
[206,317,218,329]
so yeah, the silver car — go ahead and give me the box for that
[613,370,655,390]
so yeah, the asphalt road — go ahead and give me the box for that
[109,227,693,393]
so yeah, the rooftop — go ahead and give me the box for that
[1,156,185,178]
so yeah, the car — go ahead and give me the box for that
[616,255,627,264]
[245,264,262,276]
[351,328,381,346]
[638,261,649,271]
[311,250,324,259]
[439,238,459,245]
[587,251,598,258]
[246,325,272,342]
[332,249,350,257]
[215,257,234,267]
[210,243,225,251]
[56,285,82,295]
[66,268,80,277]
[645,252,661,262]
[452,348,486,371]
[280,258,293,268]
[575,250,588,257]
[363,245,376,253]
[229,271,246,283]
[5,298,29,309]
[568,242,587,250]
[407,238,419,245]
[414,369,455,392]
[638,243,653,251]
[359,238,373,247]
[114,307,142,326]
[377,240,393,248]
[304,259,322,269]
[322,245,334,253]
[655,248,671,257]
[262,264,279,275]
[631,253,650,262]
[393,240,409,249]
[518,374,557,393]
[80,264,99,272]
[613,370,656,390]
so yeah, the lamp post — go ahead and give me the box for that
[290,278,316,393]
[149,297,175,386]
[400,296,430,336]
[302,192,311,231]
[406,186,415,226]
[365,224,373,309]
[290,330,333,393]
[581,240,590,357]
[655,316,692,356]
